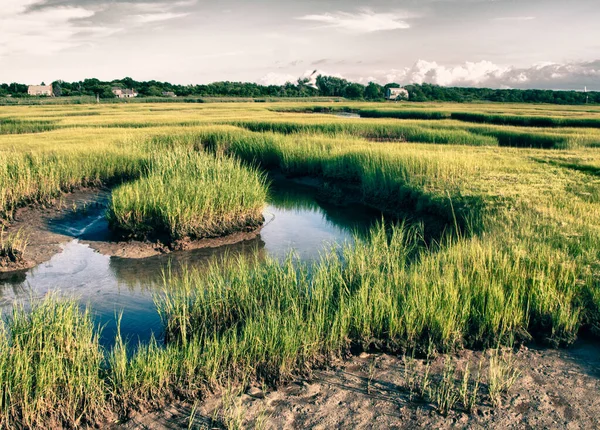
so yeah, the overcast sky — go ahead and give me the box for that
[1,0,599,89]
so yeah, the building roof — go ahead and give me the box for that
[112,88,137,94]
[28,85,53,92]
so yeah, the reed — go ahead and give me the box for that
[0,101,599,427]
[0,298,106,428]
[107,147,267,242]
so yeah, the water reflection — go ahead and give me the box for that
[0,178,383,346]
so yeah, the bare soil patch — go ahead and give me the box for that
[119,341,600,429]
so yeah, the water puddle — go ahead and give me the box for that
[333,112,361,118]
[0,179,381,346]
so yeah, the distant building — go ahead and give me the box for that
[112,88,138,98]
[386,87,409,101]
[28,85,53,96]
[162,91,177,97]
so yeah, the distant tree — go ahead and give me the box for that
[365,82,384,100]
[316,75,350,97]
[147,85,163,97]
[344,83,365,99]
[52,80,62,97]
[99,85,116,99]
[0,75,597,104]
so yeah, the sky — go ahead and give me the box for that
[0,0,599,90]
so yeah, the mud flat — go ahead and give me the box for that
[121,341,600,429]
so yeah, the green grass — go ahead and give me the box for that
[451,111,600,128]
[0,298,106,428]
[0,146,145,220]
[107,146,267,242]
[0,227,28,264]
[233,120,498,146]
[0,101,600,426]
[0,118,57,134]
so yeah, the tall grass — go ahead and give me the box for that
[1,102,600,426]
[0,118,57,134]
[452,112,600,128]
[233,120,498,146]
[197,127,485,229]
[0,148,146,220]
[107,147,267,242]
[158,222,582,360]
[0,227,28,264]
[0,298,106,428]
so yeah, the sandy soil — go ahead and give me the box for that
[0,189,264,274]
[120,340,600,429]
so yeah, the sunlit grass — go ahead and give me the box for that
[0,101,600,426]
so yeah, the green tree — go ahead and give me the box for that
[344,83,365,99]
[365,82,383,100]
[52,81,63,97]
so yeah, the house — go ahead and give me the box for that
[386,87,409,101]
[162,91,177,97]
[28,85,53,96]
[112,88,138,98]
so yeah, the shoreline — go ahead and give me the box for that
[0,187,267,273]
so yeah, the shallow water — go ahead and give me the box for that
[333,112,361,118]
[0,179,381,346]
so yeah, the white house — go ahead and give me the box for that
[386,87,409,101]
[112,88,138,98]
[28,85,53,96]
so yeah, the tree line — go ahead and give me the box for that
[1,76,598,105]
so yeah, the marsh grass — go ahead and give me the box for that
[233,120,498,146]
[0,118,57,134]
[0,102,599,426]
[0,298,106,428]
[107,147,267,242]
[0,227,28,264]
[451,111,600,128]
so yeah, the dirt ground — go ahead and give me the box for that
[120,340,600,429]
[0,189,263,275]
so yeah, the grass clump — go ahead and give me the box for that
[0,118,57,135]
[107,147,267,242]
[451,112,600,128]
[359,109,451,120]
[234,120,497,146]
[0,227,28,265]
[0,298,106,428]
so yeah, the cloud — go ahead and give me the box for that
[0,0,194,59]
[258,72,297,86]
[297,9,411,33]
[131,12,190,24]
[369,60,600,90]
[258,69,345,86]
[493,16,536,21]
[0,1,112,57]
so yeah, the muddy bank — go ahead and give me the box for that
[119,340,600,429]
[0,188,266,272]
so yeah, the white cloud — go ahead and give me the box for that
[258,72,297,86]
[258,69,345,86]
[0,1,193,59]
[381,60,509,86]
[368,60,600,90]
[0,2,106,57]
[297,9,411,33]
[131,12,190,24]
[493,16,536,21]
